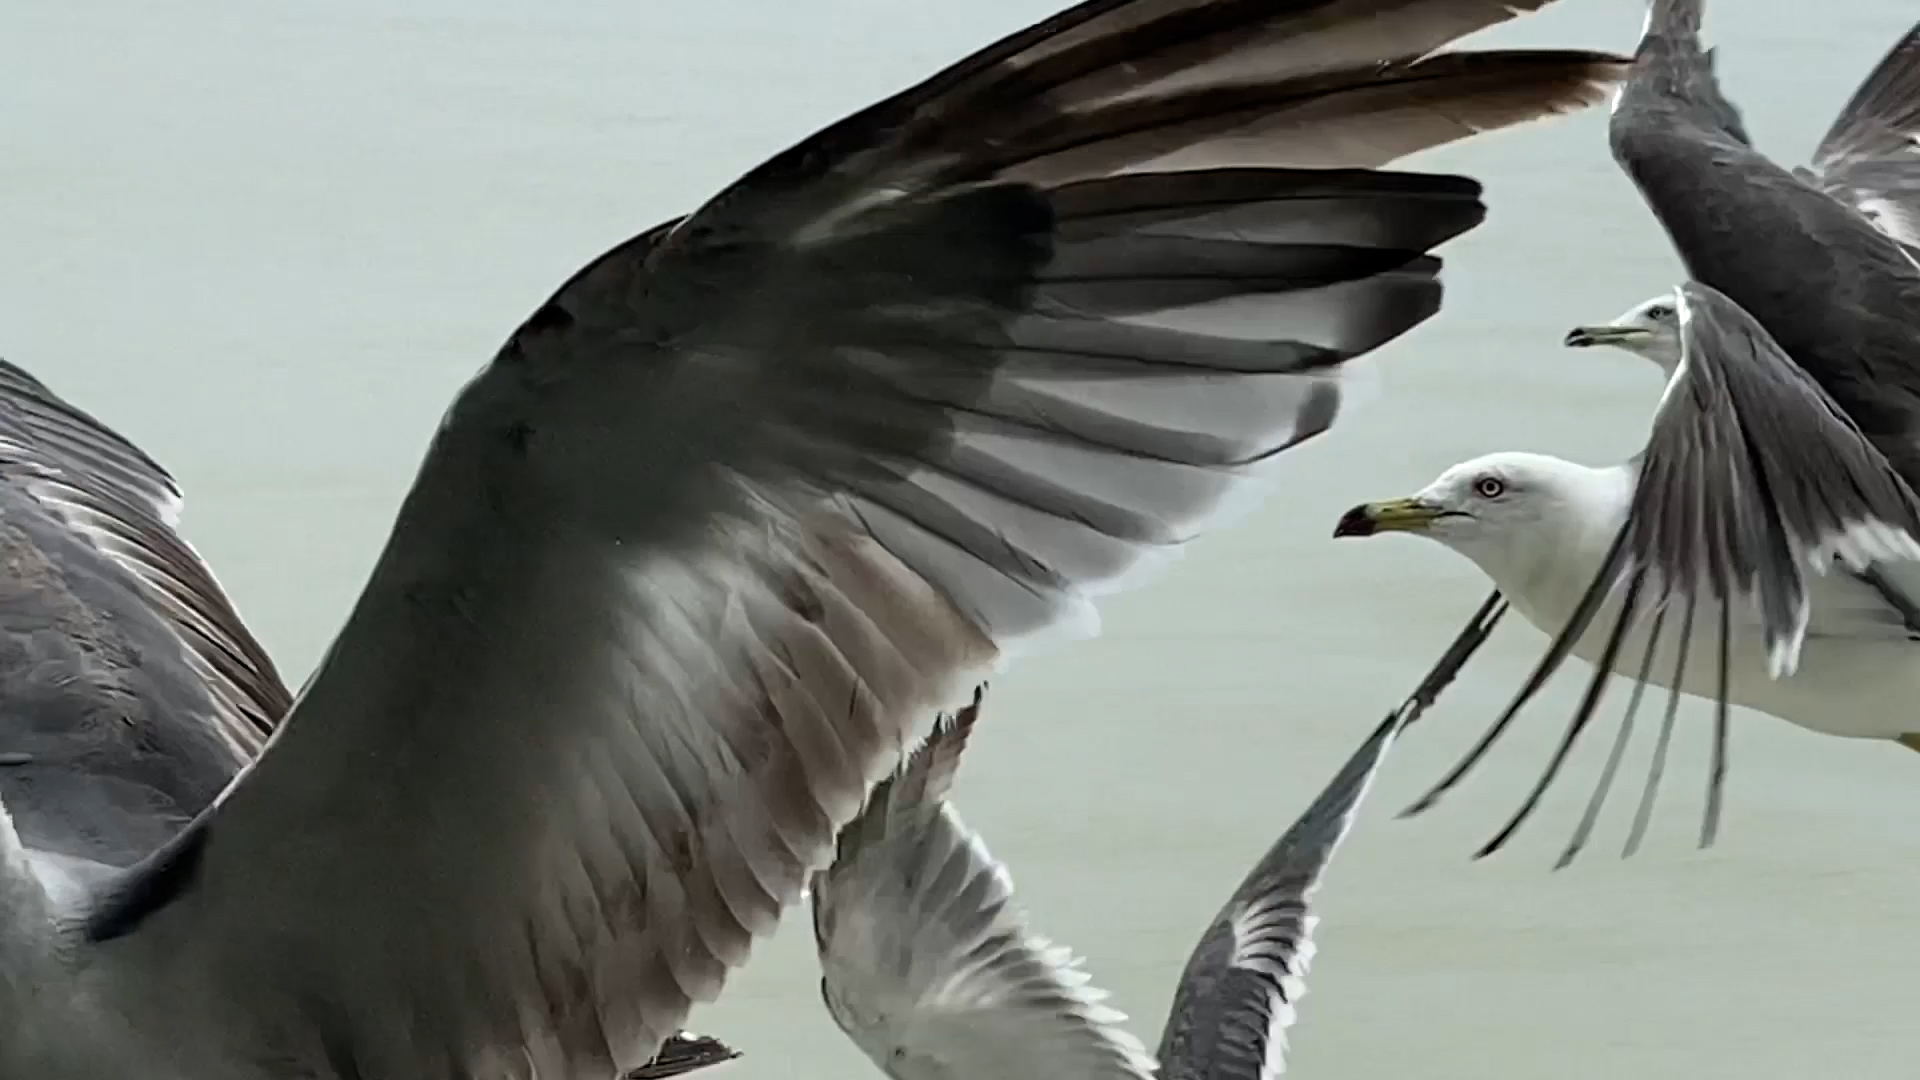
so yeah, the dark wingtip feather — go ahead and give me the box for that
[1623,599,1696,859]
[629,1033,743,1080]
[1389,590,1509,820]
[1808,20,1920,242]
[1396,792,1440,821]
[827,686,989,874]
[1236,708,1408,880]
[1472,571,1648,863]
[1701,602,1732,849]
[1817,19,1920,157]
[1553,600,1671,869]
[908,683,989,796]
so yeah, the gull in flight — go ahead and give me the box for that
[1333,2,1920,865]
[0,0,1625,1075]
[809,689,1406,1080]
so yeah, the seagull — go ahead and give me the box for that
[1328,1,1920,866]
[0,357,740,1078]
[0,1,1625,1074]
[1336,0,1920,860]
[809,688,1405,1080]
[1563,294,1681,371]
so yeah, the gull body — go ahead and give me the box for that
[1350,451,1920,744]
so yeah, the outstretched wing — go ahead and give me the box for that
[1806,19,1920,249]
[0,359,289,864]
[811,690,1154,1080]
[71,3,1621,1076]
[1155,713,1404,1080]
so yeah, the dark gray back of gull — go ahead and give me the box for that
[0,358,291,866]
[1610,0,1920,481]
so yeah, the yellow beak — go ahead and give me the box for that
[1332,497,1442,537]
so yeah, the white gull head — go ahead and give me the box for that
[1333,451,1633,609]
[1564,294,1683,377]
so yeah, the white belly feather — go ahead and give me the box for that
[1500,562,1920,742]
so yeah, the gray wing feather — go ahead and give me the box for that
[810,691,1155,1080]
[0,360,289,753]
[1155,713,1402,1080]
[1629,283,1920,675]
[69,3,1619,1076]
[1808,19,1920,248]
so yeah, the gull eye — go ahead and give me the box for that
[1645,304,1673,320]
[1474,475,1505,499]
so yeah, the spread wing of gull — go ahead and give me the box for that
[1413,283,1920,864]
[810,689,1155,1080]
[1804,18,1920,250]
[808,694,1407,1080]
[0,358,289,867]
[1153,712,1404,1080]
[7,2,1625,1076]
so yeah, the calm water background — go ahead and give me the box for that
[7,1,1920,1075]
